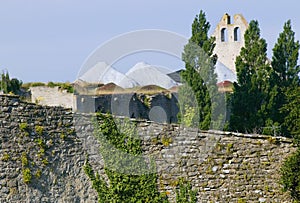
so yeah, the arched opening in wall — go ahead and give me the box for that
[234,27,241,41]
[221,28,227,42]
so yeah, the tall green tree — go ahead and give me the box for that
[280,86,300,201]
[229,20,271,133]
[268,20,300,136]
[281,86,300,142]
[0,70,22,95]
[180,10,220,130]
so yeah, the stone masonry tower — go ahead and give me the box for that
[212,14,248,73]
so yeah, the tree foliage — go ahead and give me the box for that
[0,70,22,95]
[268,20,300,136]
[281,87,300,143]
[180,10,222,130]
[229,20,271,133]
[280,149,300,201]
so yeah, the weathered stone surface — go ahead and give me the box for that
[0,95,297,202]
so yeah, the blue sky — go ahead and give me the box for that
[0,0,299,82]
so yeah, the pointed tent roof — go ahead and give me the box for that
[78,62,139,88]
[126,62,178,89]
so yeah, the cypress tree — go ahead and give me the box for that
[230,20,271,133]
[269,20,300,136]
[180,10,220,130]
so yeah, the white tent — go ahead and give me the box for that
[78,62,139,88]
[126,62,178,89]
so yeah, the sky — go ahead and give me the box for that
[0,0,299,83]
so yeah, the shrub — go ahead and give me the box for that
[280,149,300,201]
[1,153,10,162]
[22,168,32,184]
[47,82,74,93]
[84,113,168,203]
[31,82,46,87]
[35,138,45,148]
[21,152,28,167]
[35,126,44,136]
[35,169,42,178]
[42,158,49,166]
[176,178,197,203]
[19,123,29,132]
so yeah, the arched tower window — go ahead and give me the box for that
[234,27,241,41]
[221,28,227,42]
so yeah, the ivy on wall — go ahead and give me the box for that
[84,113,197,202]
[84,113,168,202]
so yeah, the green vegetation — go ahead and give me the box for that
[47,81,74,93]
[175,178,197,203]
[19,123,29,132]
[281,86,300,143]
[84,113,197,202]
[0,70,22,95]
[84,113,168,202]
[180,10,222,130]
[21,152,29,167]
[280,149,300,201]
[229,20,299,137]
[161,135,172,147]
[60,133,66,140]
[229,20,270,133]
[1,153,10,162]
[180,105,197,128]
[269,20,300,137]
[237,198,246,203]
[35,126,44,136]
[22,81,74,93]
[35,169,42,178]
[22,82,46,89]
[143,95,151,108]
[226,143,234,153]
[42,158,49,166]
[22,168,32,184]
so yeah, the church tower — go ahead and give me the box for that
[212,14,249,73]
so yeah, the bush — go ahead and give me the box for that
[176,178,197,203]
[22,168,32,184]
[35,126,44,136]
[19,122,29,132]
[1,153,10,162]
[0,71,23,94]
[21,152,28,167]
[84,113,168,203]
[280,149,300,201]
[47,82,74,93]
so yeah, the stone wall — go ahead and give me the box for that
[0,95,296,202]
[30,86,74,109]
[0,95,97,203]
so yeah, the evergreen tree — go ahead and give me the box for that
[180,10,220,130]
[268,20,300,136]
[1,71,8,93]
[280,148,300,201]
[281,86,300,142]
[0,71,22,95]
[230,20,271,133]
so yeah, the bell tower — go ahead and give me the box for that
[212,13,249,73]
